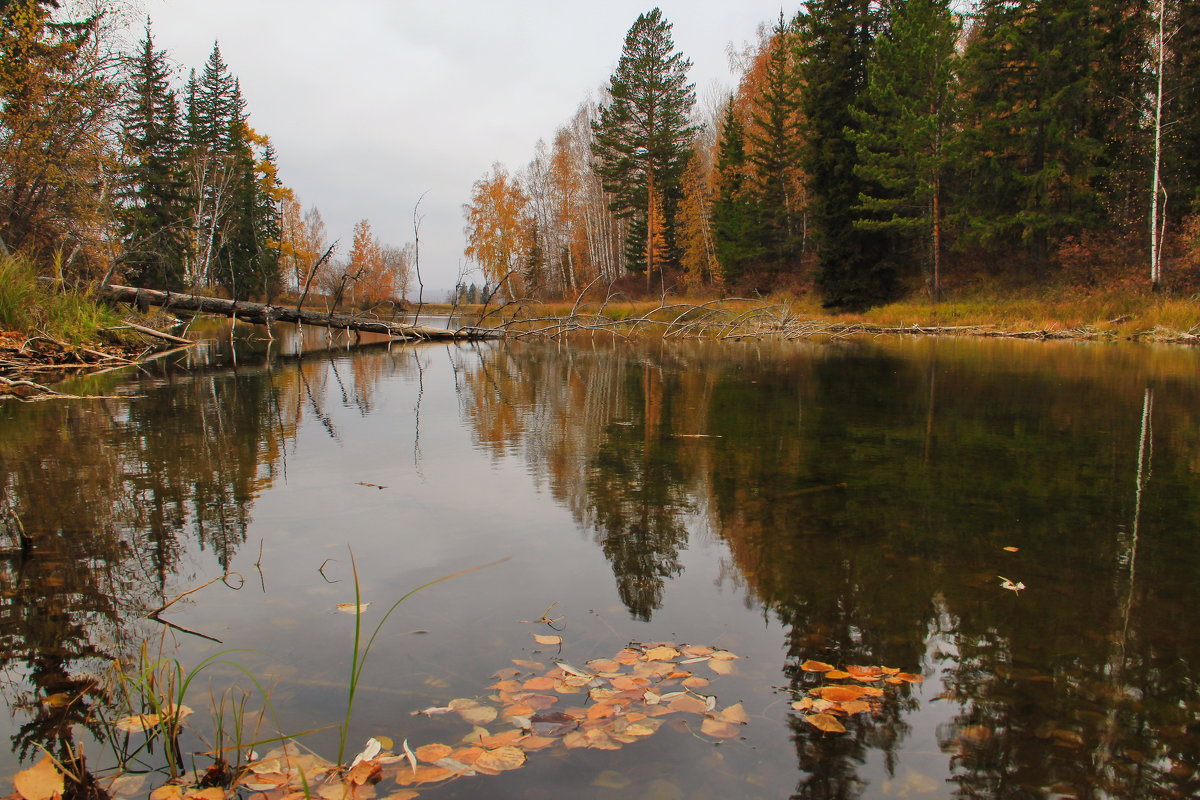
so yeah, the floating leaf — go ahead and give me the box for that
[710,650,737,661]
[819,686,870,703]
[186,789,225,800]
[335,603,369,615]
[374,735,395,750]
[415,743,453,763]
[824,669,851,679]
[149,785,184,800]
[667,695,708,715]
[1003,546,1020,553]
[533,634,562,646]
[708,659,735,675]
[522,676,558,691]
[448,699,498,725]
[14,755,65,800]
[682,677,710,689]
[384,792,420,800]
[801,660,835,672]
[115,713,160,732]
[838,700,872,715]
[717,702,749,725]
[474,746,526,772]
[805,713,847,733]
[701,718,741,738]
[512,659,546,671]
[644,646,680,662]
[395,765,453,786]
[346,760,382,787]
[895,673,924,683]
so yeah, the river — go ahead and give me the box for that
[1,324,1198,799]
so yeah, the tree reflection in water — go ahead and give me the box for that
[459,338,1200,800]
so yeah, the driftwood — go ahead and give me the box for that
[97,283,500,342]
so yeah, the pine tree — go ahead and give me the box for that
[117,21,189,290]
[1161,0,1200,218]
[952,0,1104,275]
[592,8,696,277]
[799,0,897,309]
[746,15,804,276]
[711,103,757,283]
[852,0,959,297]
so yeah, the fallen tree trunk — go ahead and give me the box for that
[97,284,500,341]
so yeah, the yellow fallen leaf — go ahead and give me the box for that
[474,745,526,772]
[533,634,562,646]
[414,743,453,763]
[644,645,680,661]
[701,718,741,738]
[335,603,369,614]
[708,659,735,675]
[838,699,872,715]
[805,713,847,733]
[149,785,184,800]
[710,650,737,661]
[14,756,65,800]
[1003,546,1020,552]
[346,760,382,786]
[448,698,498,725]
[184,789,225,800]
[717,702,749,725]
[115,713,160,732]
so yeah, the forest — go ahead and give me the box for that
[0,0,411,313]
[462,1,1200,311]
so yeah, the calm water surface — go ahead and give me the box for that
[2,324,1199,799]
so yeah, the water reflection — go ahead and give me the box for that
[459,338,1200,799]
[0,323,420,776]
[1,331,1199,799]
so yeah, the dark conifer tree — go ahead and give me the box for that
[799,0,897,309]
[952,0,1104,275]
[852,0,959,297]
[592,8,696,276]
[117,22,189,290]
[711,103,757,283]
[1161,0,1200,217]
[746,15,804,277]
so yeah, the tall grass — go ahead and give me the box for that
[0,255,121,343]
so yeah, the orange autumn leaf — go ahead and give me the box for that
[896,673,925,683]
[522,676,557,691]
[533,634,562,646]
[824,670,851,679]
[837,700,872,715]
[861,686,885,697]
[395,765,453,785]
[14,756,65,800]
[683,677,710,689]
[414,743,453,763]
[800,660,835,672]
[644,645,680,661]
[667,695,709,715]
[817,685,869,703]
[805,713,847,733]
[474,746,526,772]
[701,718,741,738]
[717,702,750,725]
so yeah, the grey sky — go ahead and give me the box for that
[148,1,790,292]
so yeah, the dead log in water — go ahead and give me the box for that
[97,284,499,341]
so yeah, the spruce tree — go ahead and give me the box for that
[117,21,189,290]
[1161,0,1200,217]
[852,0,959,297]
[711,103,758,282]
[592,8,696,277]
[799,0,897,309]
[952,0,1103,275]
[746,15,804,277]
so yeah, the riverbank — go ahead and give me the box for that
[471,285,1200,344]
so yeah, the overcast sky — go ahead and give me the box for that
[146,1,791,293]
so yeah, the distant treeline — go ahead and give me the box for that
[0,0,411,304]
[464,2,1200,309]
